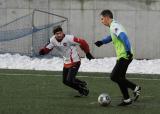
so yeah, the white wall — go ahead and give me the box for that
[0,0,160,59]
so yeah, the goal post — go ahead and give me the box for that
[0,9,69,56]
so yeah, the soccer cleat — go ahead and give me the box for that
[74,83,89,97]
[79,81,87,87]
[118,99,132,106]
[75,89,89,97]
[78,87,89,97]
[82,87,89,96]
[133,86,141,101]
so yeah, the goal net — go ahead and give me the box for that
[0,9,68,56]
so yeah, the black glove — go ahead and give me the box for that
[39,49,45,55]
[127,51,133,60]
[86,52,94,60]
[94,41,103,47]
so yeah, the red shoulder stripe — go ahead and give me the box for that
[73,37,89,53]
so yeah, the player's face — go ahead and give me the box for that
[54,31,64,41]
[100,15,110,26]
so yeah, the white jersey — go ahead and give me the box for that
[46,35,81,65]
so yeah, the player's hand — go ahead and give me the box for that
[86,52,94,60]
[127,51,133,60]
[94,41,103,47]
[39,48,45,55]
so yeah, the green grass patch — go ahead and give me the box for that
[0,69,159,114]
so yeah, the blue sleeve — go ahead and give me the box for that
[101,35,112,44]
[118,32,131,52]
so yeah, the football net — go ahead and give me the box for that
[0,9,68,56]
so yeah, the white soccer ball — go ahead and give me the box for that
[98,93,111,106]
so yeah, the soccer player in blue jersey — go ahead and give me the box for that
[95,9,141,106]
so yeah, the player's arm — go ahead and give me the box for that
[118,32,131,52]
[39,41,54,55]
[73,37,94,60]
[94,35,112,47]
[117,32,132,59]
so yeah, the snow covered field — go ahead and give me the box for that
[0,53,160,74]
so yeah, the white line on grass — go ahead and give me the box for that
[0,73,160,81]
[90,101,97,105]
[90,76,160,81]
[141,95,154,98]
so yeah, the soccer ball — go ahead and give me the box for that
[98,93,111,106]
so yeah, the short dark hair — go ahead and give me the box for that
[100,9,113,19]
[53,26,63,34]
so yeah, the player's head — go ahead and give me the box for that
[100,9,113,26]
[53,26,64,42]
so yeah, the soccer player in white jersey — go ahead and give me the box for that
[95,9,141,106]
[39,26,94,97]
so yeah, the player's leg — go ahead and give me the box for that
[72,63,87,87]
[67,62,89,96]
[119,58,141,101]
[110,59,132,106]
[75,79,87,87]
[63,67,71,86]
[110,59,130,99]
[119,59,136,90]
[62,63,89,96]
[63,66,80,90]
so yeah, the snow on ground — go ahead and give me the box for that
[0,53,160,74]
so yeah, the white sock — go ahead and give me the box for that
[124,98,131,103]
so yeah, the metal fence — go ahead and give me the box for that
[0,9,68,56]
